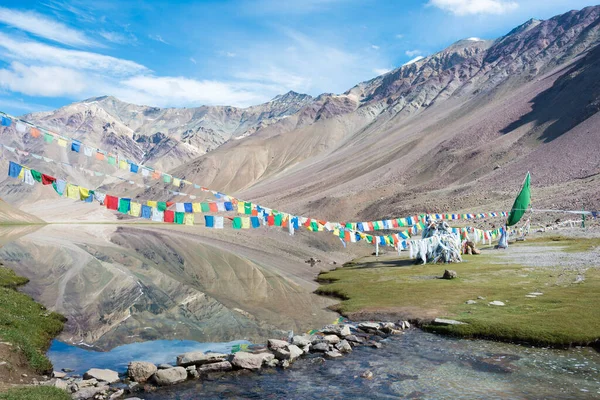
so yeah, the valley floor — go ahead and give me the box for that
[316,231,600,347]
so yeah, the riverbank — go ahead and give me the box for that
[316,234,600,347]
[0,264,68,399]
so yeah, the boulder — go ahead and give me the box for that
[281,360,291,369]
[265,358,279,368]
[442,270,458,279]
[433,318,467,326]
[272,348,290,361]
[358,322,380,332]
[198,361,232,373]
[62,368,74,373]
[71,386,109,400]
[267,339,290,350]
[127,361,157,383]
[77,378,97,388]
[301,344,311,354]
[186,366,200,379]
[369,341,382,349]
[380,322,396,333]
[83,368,119,383]
[53,371,67,379]
[176,352,227,367]
[292,335,311,347]
[152,367,187,386]
[287,345,303,362]
[230,352,274,370]
[361,370,374,379]
[322,335,341,345]
[325,350,343,358]
[321,324,351,337]
[335,340,352,353]
[345,335,364,344]
[311,342,330,352]
[489,301,505,306]
[157,364,173,369]
[109,389,125,399]
[52,379,68,390]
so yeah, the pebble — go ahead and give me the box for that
[489,301,505,306]
[529,292,544,296]
[466,300,477,304]
[361,370,374,379]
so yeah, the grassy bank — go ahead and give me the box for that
[0,266,65,374]
[316,236,600,347]
[0,387,70,400]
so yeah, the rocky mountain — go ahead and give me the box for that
[158,5,600,222]
[11,91,313,172]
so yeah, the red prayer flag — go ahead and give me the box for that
[344,231,351,242]
[105,195,118,210]
[267,215,275,226]
[164,210,174,223]
[41,174,56,185]
[166,201,174,207]
[30,128,41,138]
[209,202,218,212]
[391,219,399,228]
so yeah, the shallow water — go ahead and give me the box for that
[47,339,251,374]
[140,330,600,400]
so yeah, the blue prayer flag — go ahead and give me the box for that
[251,216,260,228]
[205,215,214,227]
[71,142,80,153]
[1,116,11,126]
[224,202,233,211]
[184,203,193,213]
[141,205,152,219]
[130,163,139,173]
[8,161,22,178]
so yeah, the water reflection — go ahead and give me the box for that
[48,339,251,374]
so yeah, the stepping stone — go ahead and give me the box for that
[529,292,543,296]
[525,295,537,298]
[489,301,505,306]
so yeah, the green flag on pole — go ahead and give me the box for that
[507,172,531,226]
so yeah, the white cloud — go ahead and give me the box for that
[0,62,87,96]
[226,52,236,57]
[395,34,404,39]
[99,30,136,45]
[189,57,197,64]
[405,49,422,57]
[428,0,518,16]
[0,6,97,47]
[148,34,169,44]
[402,56,424,66]
[373,68,391,75]
[371,44,380,50]
[0,33,147,76]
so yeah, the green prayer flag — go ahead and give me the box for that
[232,217,242,229]
[30,169,42,183]
[274,214,282,226]
[201,202,210,212]
[44,133,54,143]
[157,202,167,211]
[310,221,319,231]
[52,181,63,196]
[118,198,130,214]
[506,172,531,226]
[244,202,252,215]
[175,212,185,224]
[107,156,116,165]
[163,174,172,183]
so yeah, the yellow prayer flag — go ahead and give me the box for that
[241,217,250,229]
[237,202,245,214]
[130,202,141,217]
[17,168,24,180]
[184,213,195,226]
[66,184,79,200]
[192,203,201,213]
[57,138,67,147]
[147,201,157,208]
[119,160,128,170]
[173,178,181,187]
[79,187,90,201]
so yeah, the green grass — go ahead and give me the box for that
[316,237,600,347]
[0,387,70,400]
[0,266,65,374]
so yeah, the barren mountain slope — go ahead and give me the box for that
[170,6,600,221]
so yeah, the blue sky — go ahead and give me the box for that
[0,0,596,114]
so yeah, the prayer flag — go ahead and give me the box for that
[105,195,119,210]
[52,180,67,196]
[118,198,131,213]
[71,142,81,153]
[130,164,139,173]
[30,128,40,138]
[119,160,128,170]
[130,202,142,217]
[157,202,167,211]
[1,116,11,126]
[8,161,22,178]
[152,171,160,179]
[192,203,201,213]
[238,202,245,214]
[163,174,172,183]
[79,187,91,201]
[184,213,194,225]
[209,202,218,212]
[16,122,26,132]
[41,174,56,185]
[175,211,185,224]
[215,216,224,229]
[175,203,186,213]
[173,178,181,187]
[57,138,67,147]
[244,202,252,215]
[44,132,54,143]
[151,208,164,222]
[147,201,157,208]
[96,152,105,160]
[201,202,210,212]
[84,146,93,157]
[108,156,116,165]
[66,184,79,200]
[205,215,215,227]
[267,215,275,226]
[164,210,174,223]
[242,217,250,229]
[507,172,531,226]
[225,201,233,211]
[251,216,260,228]
[141,205,152,219]
[275,214,282,226]
[232,217,242,229]
[184,203,193,213]
[23,169,35,185]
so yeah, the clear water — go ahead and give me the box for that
[48,339,250,374]
[137,331,600,400]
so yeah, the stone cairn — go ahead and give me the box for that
[39,320,412,399]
